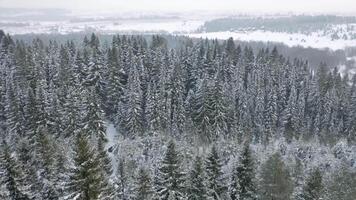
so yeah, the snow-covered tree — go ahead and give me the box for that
[259,153,294,200]
[205,145,226,200]
[230,143,257,200]
[156,140,186,200]
[188,156,207,200]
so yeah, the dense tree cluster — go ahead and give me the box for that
[0,30,355,199]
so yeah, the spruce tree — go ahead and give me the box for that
[122,56,144,137]
[82,88,106,140]
[299,168,324,200]
[188,156,207,200]
[230,143,257,200]
[115,158,131,200]
[134,167,154,200]
[106,46,124,117]
[156,140,186,200]
[66,133,104,200]
[205,145,226,200]
[325,165,356,200]
[0,141,31,200]
[36,131,60,199]
[192,77,213,142]
[260,153,294,200]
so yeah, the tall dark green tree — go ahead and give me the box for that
[122,56,144,137]
[205,145,226,200]
[36,131,60,199]
[0,141,31,200]
[82,88,106,140]
[188,156,207,200]
[156,140,186,200]
[260,153,294,200]
[230,143,257,200]
[66,133,105,200]
[299,168,324,200]
[115,158,132,200]
[134,167,154,200]
[325,165,356,200]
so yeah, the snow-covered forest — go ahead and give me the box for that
[0,29,355,199]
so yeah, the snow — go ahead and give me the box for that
[186,30,356,51]
[2,12,356,51]
[4,20,356,51]
[105,122,119,175]
[0,19,204,35]
[339,57,356,76]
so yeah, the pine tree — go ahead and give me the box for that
[188,156,207,200]
[97,139,112,176]
[205,145,226,200]
[106,46,124,118]
[66,133,105,200]
[325,165,356,200]
[210,71,229,138]
[122,56,144,137]
[82,88,106,140]
[192,77,213,142]
[156,140,186,200]
[16,138,39,199]
[230,143,257,200]
[115,158,131,200]
[299,168,324,200]
[0,141,31,200]
[260,153,294,200]
[168,59,186,136]
[36,131,60,199]
[4,80,24,141]
[134,167,154,200]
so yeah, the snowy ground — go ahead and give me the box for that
[2,11,356,52]
[2,20,356,51]
[103,126,356,177]
[105,122,119,175]
[339,56,356,76]
[187,30,356,51]
[0,19,205,35]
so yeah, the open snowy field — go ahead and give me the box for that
[2,19,356,52]
[187,30,356,51]
[2,10,356,51]
[0,19,205,35]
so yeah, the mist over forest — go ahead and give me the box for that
[0,1,356,200]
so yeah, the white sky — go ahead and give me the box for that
[0,0,356,14]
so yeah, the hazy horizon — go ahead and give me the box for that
[1,0,356,15]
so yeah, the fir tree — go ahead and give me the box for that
[0,141,31,200]
[156,140,186,200]
[82,88,106,140]
[205,145,226,200]
[230,143,257,200]
[299,168,324,200]
[122,56,144,137]
[115,158,131,200]
[66,133,105,200]
[188,156,207,200]
[134,167,154,200]
[260,152,294,200]
[325,165,356,200]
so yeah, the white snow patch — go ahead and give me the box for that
[105,122,119,175]
[186,31,356,51]
[1,19,204,35]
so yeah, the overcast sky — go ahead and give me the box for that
[1,0,356,14]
